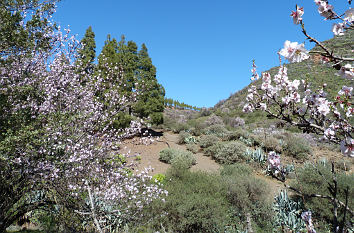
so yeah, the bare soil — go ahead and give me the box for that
[120,130,220,175]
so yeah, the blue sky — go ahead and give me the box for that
[54,0,350,107]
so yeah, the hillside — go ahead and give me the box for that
[213,30,353,127]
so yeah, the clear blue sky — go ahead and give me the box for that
[54,0,350,108]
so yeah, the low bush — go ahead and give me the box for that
[159,148,196,168]
[221,164,273,231]
[171,122,190,133]
[252,135,282,153]
[203,124,229,138]
[283,135,312,160]
[198,135,220,148]
[178,131,192,144]
[203,141,225,157]
[163,171,231,233]
[170,151,196,169]
[212,141,247,164]
[224,128,249,141]
[186,143,199,154]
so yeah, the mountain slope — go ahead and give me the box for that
[213,30,353,126]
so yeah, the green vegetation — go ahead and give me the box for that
[159,148,196,168]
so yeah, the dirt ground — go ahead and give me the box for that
[120,130,285,197]
[120,130,220,175]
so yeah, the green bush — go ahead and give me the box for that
[283,135,312,160]
[221,164,273,231]
[252,135,282,153]
[186,143,199,154]
[203,124,229,138]
[170,151,196,169]
[163,171,231,233]
[159,148,176,163]
[150,112,164,125]
[198,135,220,148]
[291,162,354,231]
[171,122,190,133]
[212,141,247,164]
[151,173,166,184]
[159,148,196,168]
[178,131,192,144]
[224,128,249,141]
[112,112,132,129]
[203,141,225,157]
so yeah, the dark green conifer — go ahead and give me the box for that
[77,26,96,74]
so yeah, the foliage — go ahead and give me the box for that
[211,141,247,164]
[203,124,229,138]
[0,2,167,231]
[152,173,166,184]
[244,148,267,165]
[186,143,199,154]
[159,148,196,168]
[198,135,221,148]
[162,171,231,233]
[76,26,96,74]
[283,135,312,160]
[291,162,354,230]
[220,164,274,231]
[177,131,191,144]
[273,190,306,232]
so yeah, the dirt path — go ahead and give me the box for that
[120,131,220,175]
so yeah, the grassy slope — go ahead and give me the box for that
[213,30,354,126]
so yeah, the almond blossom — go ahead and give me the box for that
[332,22,345,36]
[338,64,354,79]
[291,5,304,25]
[279,41,310,63]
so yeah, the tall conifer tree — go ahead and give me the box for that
[134,43,165,124]
[77,26,96,74]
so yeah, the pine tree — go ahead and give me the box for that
[134,43,165,124]
[77,26,96,74]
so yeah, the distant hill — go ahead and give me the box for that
[213,30,353,126]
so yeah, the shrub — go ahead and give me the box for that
[229,117,245,128]
[159,148,176,163]
[283,135,312,160]
[150,112,164,125]
[178,131,192,144]
[205,114,224,126]
[186,143,199,154]
[163,171,230,233]
[152,173,166,184]
[171,122,190,133]
[212,141,247,164]
[221,164,273,231]
[203,141,225,157]
[291,162,354,231]
[159,148,196,168]
[170,151,196,169]
[203,124,229,138]
[224,128,249,141]
[112,112,132,129]
[198,135,220,148]
[253,135,282,153]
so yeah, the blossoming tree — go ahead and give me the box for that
[0,1,166,232]
[244,1,353,232]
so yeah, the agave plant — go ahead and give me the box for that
[244,148,267,165]
[273,190,306,232]
[184,136,197,144]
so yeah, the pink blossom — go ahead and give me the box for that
[279,41,309,63]
[290,5,304,25]
[332,22,346,36]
